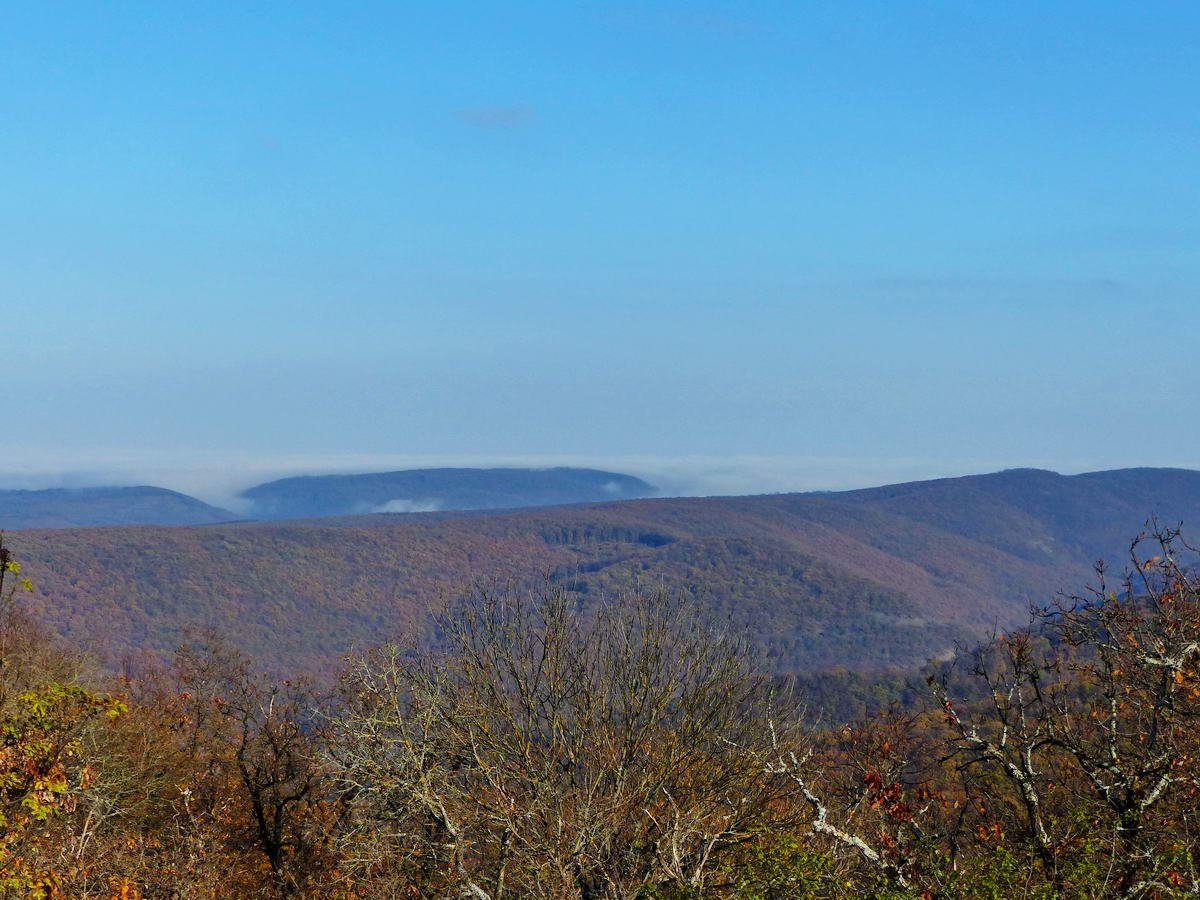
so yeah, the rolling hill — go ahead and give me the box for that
[0,486,237,529]
[239,467,656,519]
[8,467,1200,679]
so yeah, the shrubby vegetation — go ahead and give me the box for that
[0,527,1198,897]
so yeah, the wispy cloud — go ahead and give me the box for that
[858,275,1129,295]
[457,106,536,129]
[596,6,763,38]
[668,11,760,36]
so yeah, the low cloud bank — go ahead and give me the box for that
[0,449,1163,514]
[366,498,443,514]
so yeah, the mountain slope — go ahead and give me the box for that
[0,486,238,529]
[239,467,655,519]
[8,468,1200,678]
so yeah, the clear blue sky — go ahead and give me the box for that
[2,2,1197,496]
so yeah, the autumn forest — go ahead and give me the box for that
[2,514,1199,899]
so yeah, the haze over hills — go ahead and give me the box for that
[238,467,656,519]
[8,466,1200,680]
[0,467,657,529]
[0,486,237,529]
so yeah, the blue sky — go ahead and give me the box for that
[2,2,1197,498]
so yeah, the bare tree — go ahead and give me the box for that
[933,524,1200,898]
[172,635,340,898]
[326,582,804,899]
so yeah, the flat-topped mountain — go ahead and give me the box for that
[9,467,1200,679]
[0,486,237,529]
[238,466,656,519]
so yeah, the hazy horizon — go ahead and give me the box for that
[1,450,1194,512]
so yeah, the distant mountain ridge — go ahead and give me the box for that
[0,486,236,529]
[238,467,656,519]
[10,467,1200,680]
[0,467,657,529]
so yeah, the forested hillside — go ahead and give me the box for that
[239,466,655,518]
[10,467,1200,678]
[0,486,237,529]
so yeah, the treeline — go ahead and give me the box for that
[0,530,1198,898]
